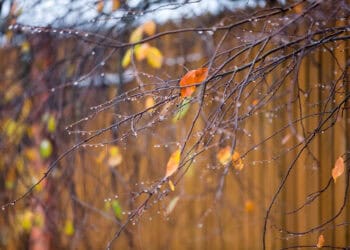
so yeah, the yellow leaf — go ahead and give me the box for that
[232,151,244,170]
[20,210,33,232]
[112,0,120,11]
[142,20,156,36]
[21,40,30,53]
[64,220,75,236]
[135,43,150,61]
[129,26,143,43]
[146,46,163,69]
[244,200,254,213]
[179,68,208,98]
[217,146,231,165]
[165,196,180,215]
[108,146,122,167]
[145,96,155,111]
[332,156,344,183]
[121,48,132,68]
[317,234,325,248]
[165,149,180,178]
[96,0,104,13]
[168,180,175,191]
[47,114,56,133]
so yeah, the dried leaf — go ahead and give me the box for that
[317,234,325,248]
[121,48,132,68]
[112,0,120,11]
[143,20,156,36]
[217,146,231,165]
[146,46,163,69]
[165,149,180,178]
[179,68,208,98]
[168,180,175,191]
[332,156,344,183]
[165,196,180,215]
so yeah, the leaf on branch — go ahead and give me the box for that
[129,26,143,43]
[217,146,231,165]
[165,196,180,215]
[217,146,244,170]
[232,151,244,170]
[121,48,132,68]
[165,149,180,178]
[332,156,344,183]
[172,98,191,122]
[179,67,208,98]
[111,200,123,219]
[146,46,163,69]
[135,43,150,61]
[145,96,155,111]
[316,234,325,248]
[142,20,156,36]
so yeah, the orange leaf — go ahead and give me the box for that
[143,20,156,36]
[96,0,104,13]
[217,146,231,165]
[112,0,120,11]
[179,68,208,98]
[244,200,254,213]
[317,234,325,248]
[332,156,344,183]
[232,151,244,170]
[165,149,180,178]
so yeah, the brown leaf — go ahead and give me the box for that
[316,234,325,248]
[332,156,344,183]
[179,68,208,98]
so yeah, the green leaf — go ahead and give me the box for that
[39,139,53,159]
[172,98,191,123]
[47,115,56,133]
[111,200,122,219]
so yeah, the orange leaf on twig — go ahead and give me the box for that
[165,149,180,178]
[179,68,208,98]
[332,156,344,183]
